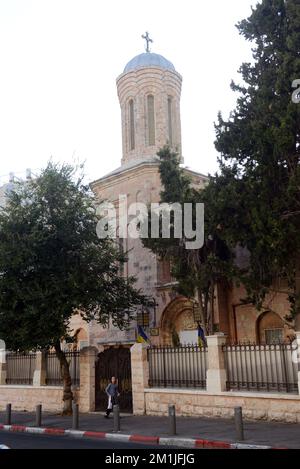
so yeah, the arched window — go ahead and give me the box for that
[168,96,173,145]
[129,99,135,150]
[147,95,155,146]
[256,311,284,344]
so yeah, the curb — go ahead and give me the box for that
[0,424,284,449]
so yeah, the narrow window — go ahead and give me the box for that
[168,96,173,145]
[129,99,135,150]
[118,237,125,277]
[147,95,155,146]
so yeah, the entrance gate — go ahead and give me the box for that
[95,347,132,412]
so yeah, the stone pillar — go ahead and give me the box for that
[33,351,47,386]
[79,346,98,412]
[0,347,7,385]
[130,343,149,415]
[206,334,227,393]
[296,332,300,396]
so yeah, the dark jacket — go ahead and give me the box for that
[105,383,119,397]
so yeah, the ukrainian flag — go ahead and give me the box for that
[198,325,206,347]
[137,325,150,344]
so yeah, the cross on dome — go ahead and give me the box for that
[142,32,153,53]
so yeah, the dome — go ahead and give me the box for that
[124,52,176,73]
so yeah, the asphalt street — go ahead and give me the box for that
[0,431,183,449]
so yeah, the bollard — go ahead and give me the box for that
[234,406,244,441]
[5,404,11,426]
[35,404,42,427]
[72,402,79,430]
[113,405,120,432]
[168,405,176,436]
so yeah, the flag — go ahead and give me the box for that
[137,325,150,344]
[198,325,206,347]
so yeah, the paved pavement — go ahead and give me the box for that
[0,411,299,448]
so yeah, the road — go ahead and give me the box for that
[0,431,182,449]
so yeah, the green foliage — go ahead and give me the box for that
[143,1,300,328]
[214,0,300,317]
[143,147,235,333]
[0,162,143,352]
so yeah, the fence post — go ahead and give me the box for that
[72,402,79,430]
[113,405,120,432]
[296,332,300,396]
[130,343,149,416]
[33,351,47,386]
[234,407,244,441]
[5,404,11,425]
[0,346,7,385]
[79,347,98,412]
[206,334,227,393]
[35,404,42,427]
[168,405,176,435]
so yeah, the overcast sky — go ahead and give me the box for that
[0,0,258,185]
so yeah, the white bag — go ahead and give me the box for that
[107,396,113,410]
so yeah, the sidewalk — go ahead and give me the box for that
[0,411,299,448]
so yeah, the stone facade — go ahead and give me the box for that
[226,283,295,343]
[83,49,208,350]
[69,46,297,349]
[117,66,182,165]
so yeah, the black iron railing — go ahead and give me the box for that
[223,342,298,394]
[148,345,207,389]
[6,352,36,385]
[45,351,80,386]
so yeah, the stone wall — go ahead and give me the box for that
[227,284,295,342]
[144,388,300,423]
[116,67,182,165]
[0,385,77,412]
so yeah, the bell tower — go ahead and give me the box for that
[116,34,183,166]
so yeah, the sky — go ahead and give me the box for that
[0,0,258,185]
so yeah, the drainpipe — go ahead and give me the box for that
[232,302,252,343]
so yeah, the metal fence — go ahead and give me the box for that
[223,342,298,394]
[45,351,80,386]
[6,352,36,385]
[148,345,207,389]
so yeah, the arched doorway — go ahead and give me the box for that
[256,311,285,344]
[95,347,132,413]
[160,297,198,345]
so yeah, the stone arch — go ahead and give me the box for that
[160,296,196,345]
[256,310,284,344]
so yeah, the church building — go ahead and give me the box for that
[70,35,295,360]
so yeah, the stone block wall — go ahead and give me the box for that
[144,389,300,423]
[0,385,76,412]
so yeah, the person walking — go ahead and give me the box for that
[104,376,120,418]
